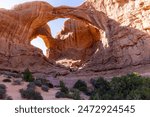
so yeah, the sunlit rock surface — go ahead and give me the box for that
[0,0,150,76]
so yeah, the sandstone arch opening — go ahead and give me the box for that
[48,18,69,38]
[30,18,69,56]
[0,1,107,72]
[46,18,101,68]
[31,37,47,55]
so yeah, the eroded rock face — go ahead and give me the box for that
[80,0,150,72]
[47,0,150,72]
[47,19,100,62]
[0,2,54,72]
[0,0,150,75]
[0,1,108,72]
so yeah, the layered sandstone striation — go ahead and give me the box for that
[47,19,100,64]
[0,1,108,72]
[81,0,150,72]
[0,0,150,76]
[48,0,150,72]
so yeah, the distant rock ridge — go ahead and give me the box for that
[0,0,149,76]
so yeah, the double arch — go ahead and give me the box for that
[12,1,109,47]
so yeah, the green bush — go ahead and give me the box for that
[35,78,54,88]
[72,89,81,100]
[60,81,69,94]
[23,68,34,82]
[0,88,6,99]
[56,81,81,100]
[0,84,13,100]
[90,89,113,100]
[90,77,111,100]
[91,78,110,94]
[19,88,43,100]
[0,84,6,89]
[90,73,150,100]
[127,87,150,100]
[67,89,81,100]
[0,84,6,99]
[110,73,144,99]
[55,91,67,98]
[73,80,88,93]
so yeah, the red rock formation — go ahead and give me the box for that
[80,0,150,72]
[47,0,150,72]
[0,1,108,72]
[47,19,100,61]
[0,0,150,76]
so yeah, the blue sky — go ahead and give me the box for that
[0,0,84,55]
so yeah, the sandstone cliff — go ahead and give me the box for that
[47,19,100,63]
[47,0,150,73]
[0,0,150,77]
[81,0,150,72]
[0,1,108,73]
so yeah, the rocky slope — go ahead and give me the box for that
[0,0,150,77]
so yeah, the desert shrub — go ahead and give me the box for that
[23,68,34,82]
[90,91,99,100]
[73,80,88,93]
[40,78,54,88]
[69,89,81,100]
[34,79,42,87]
[0,88,6,99]
[0,84,13,100]
[90,89,113,100]
[27,82,36,90]
[55,89,81,100]
[55,92,66,98]
[0,84,6,99]
[126,87,150,100]
[90,77,111,100]
[56,81,81,99]
[142,77,150,88]
[0,84,6,89]
[19,88,43,100]
[34,78,53,88]
[110,73,144,99]
[91,78,110,94]
[60,81,69,94]
[41,85,49,92]
[90,73,150,100]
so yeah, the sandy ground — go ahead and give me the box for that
[1,63,150,100]
[0,75,70,100]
